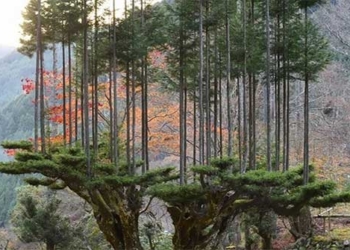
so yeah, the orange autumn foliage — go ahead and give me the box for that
[18,50,230,160]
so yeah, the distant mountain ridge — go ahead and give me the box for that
[0,47,63,107]
[0,45,15,59]
[0,49,35,106]
[0,45,37,227]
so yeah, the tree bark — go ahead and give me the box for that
[113,0,119,169]
[34,0,40,152]
[266,0,272,171]
[89,188,144,250]
[68,37,73,146]
[242,0,248,173]
[46,240,55,250]
[62,40,66,147]
[179,17,186,185]
[213,30,219,158]
[261,234,272,250]
[303,2,309,185]
[93,0,99,156]
[199,0,205,164]
[205,0,211,164]
[225,0,233,158]
[83,0,91,176]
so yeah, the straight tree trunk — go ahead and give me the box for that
[144,59,149,170]
[113,0,119,169]
[93,0,99,156]
[193,87,197,165]
[303,6,309,184]
[109,44,114,162]
[131,0,136,174]
[251,0,257,170]
[81,72,84,148]
[183,83,187,182]
[83,0,91,176]
[286,60,290,170]
[275,1,281,171]
[199,0,205,164]
[179,19,185,185]
[140,0,149,173]
[62,40,67,147]
[248,75,253,170]
[39,23,45,153]
[46,240,55,250]
[125,0,131,170]
[205,0,211,164]
[126,61,131,167]
[226,0,233,159]
[282,0,288,171]
[219,54,223,158]
[74,59,79,143]
[213,30,219,158]
[237,77,242,171]
[252,75,257,169]
[52,43,58,139]
[242,0,248,173]
[68,36,73,146]
[266,0,272,171]
[34,0,41,152]
[91,42,96,156]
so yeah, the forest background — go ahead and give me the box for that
[1,0,350,249]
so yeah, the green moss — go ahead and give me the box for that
[48,181,67,190]
[311,229,350,250]
[313,235,329,243]
[330,228,350,240]
[233,199,253,205]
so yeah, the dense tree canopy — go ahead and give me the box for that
[0,0,345,249]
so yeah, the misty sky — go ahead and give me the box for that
[0,0,29,47]
[0,0,158,48]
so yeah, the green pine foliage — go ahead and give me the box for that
[0,174,22,226]
[147,158,350,249]
[2,138,348,249]
[148,183,206,204]
[1,141,33,151]
[11,187,75,249]
[0,0,341,248]
[0,142,179,249]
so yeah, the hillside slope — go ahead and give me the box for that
[0,48,61,106]
[0,46,14,59]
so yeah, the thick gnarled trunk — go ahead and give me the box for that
[169,206,236,250]
[289,207,312,241]
[46,240,55,250]
[89,188,144,250]
[94,209,142,250]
